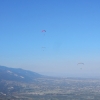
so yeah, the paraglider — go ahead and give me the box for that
[41,47,46,51]
[41,30,46,50]
[77,63,84,70]
[41,30,46,36]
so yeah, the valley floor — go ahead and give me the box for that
[1,77,100,100]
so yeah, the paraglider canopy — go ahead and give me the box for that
[42,30,46,32]
[77,63,84,65]
[41,46,46,48]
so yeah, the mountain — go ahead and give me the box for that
[0,65,43,82]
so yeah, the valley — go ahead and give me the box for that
[1,77,100,100]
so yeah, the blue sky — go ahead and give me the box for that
[0,0,100,77]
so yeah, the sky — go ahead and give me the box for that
[0,0,100,78]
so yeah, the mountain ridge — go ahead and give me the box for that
[0,65,43,82]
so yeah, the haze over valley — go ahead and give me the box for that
[0,66,100,100]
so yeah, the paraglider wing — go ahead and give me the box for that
[42,30,46,32]
[42,46,46,48]
[77,63,84,65]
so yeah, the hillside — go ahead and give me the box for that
[0,65,43,82]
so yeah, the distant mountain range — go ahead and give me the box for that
[0,65,43,82]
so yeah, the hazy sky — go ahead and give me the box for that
[0,0,100,78]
